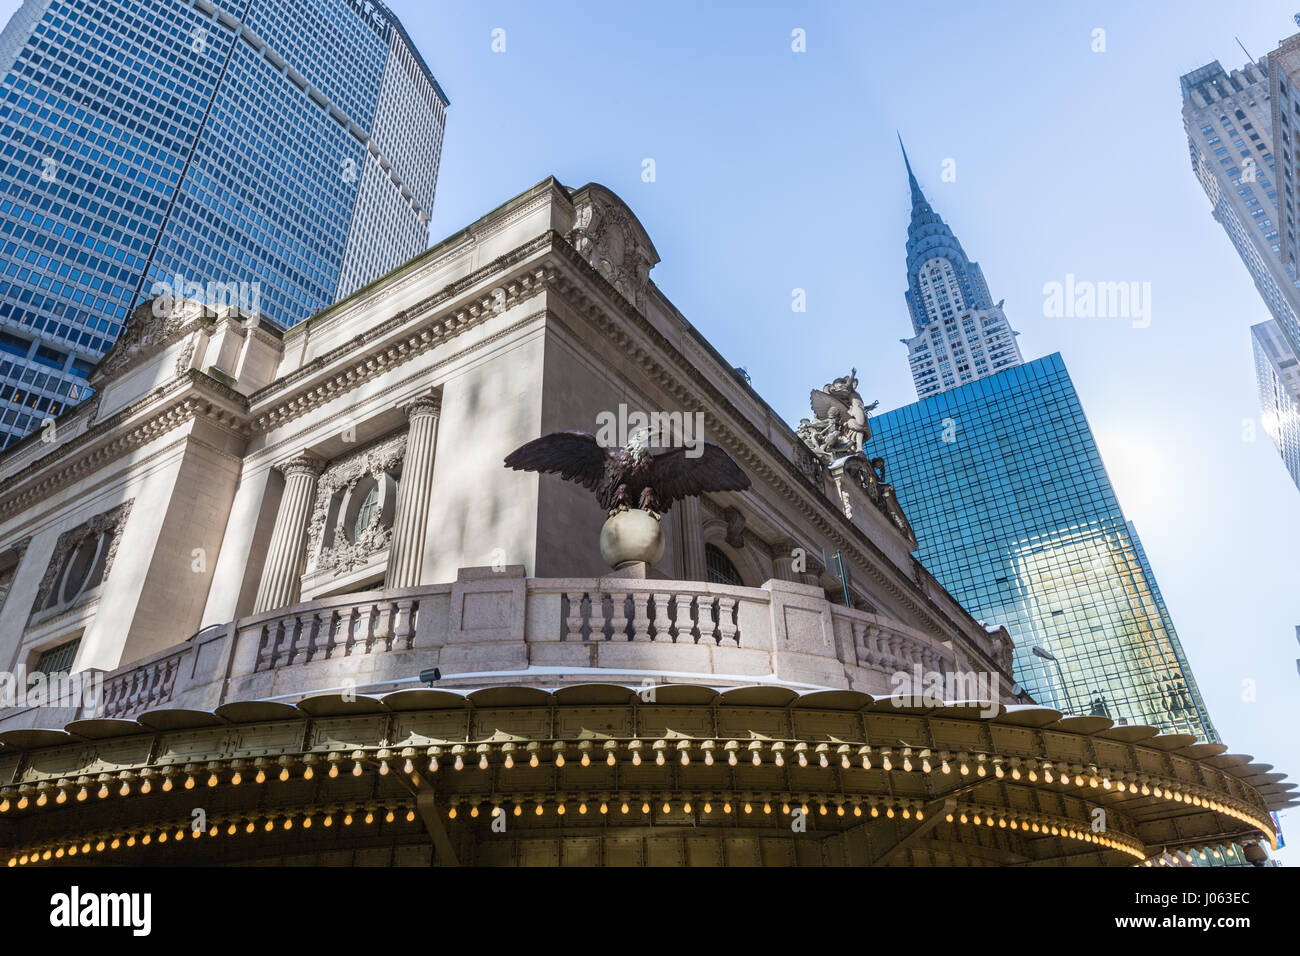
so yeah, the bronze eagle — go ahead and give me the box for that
[504,428,751,515]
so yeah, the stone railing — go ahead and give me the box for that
[0,566,1006,729]
[559,583,741,644]
[100,642,189,719]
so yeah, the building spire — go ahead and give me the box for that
[899,141,996,335]
[898,132,926,208]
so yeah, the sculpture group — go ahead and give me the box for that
[796,368,880,463]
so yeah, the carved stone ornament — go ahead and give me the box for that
[305,435,407,574]
[30,500,134,617]
[0,536,32,615]
[796,368,880,465]
[567,189,658,310]
[93,299,209,383]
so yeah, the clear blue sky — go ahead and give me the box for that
[393,0,1299,860]
[3,0,1294,860]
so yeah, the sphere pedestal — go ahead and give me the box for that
[600,508,665,570]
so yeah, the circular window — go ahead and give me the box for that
[60,535,100,603]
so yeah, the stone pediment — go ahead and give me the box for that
[90,298,214,387]
[565,183,660,310]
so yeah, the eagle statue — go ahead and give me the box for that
[504,428,751,516]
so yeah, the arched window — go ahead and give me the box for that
[705,544,743,587]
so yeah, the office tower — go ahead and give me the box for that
[1252,318,1300,487]
[898,139,1023,399]
[0,0,447,448]
[1179,44,1300,493]
[865,354,1218,740]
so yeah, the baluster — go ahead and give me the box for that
[629,592,651,641]
[608,592,630,641]
[651,593,673,641]
[716,596,738,645]
[373,602,394,652]
[564,592,587,641]
[352,605,375,654]
[256,622,276,671]
[392,599,415,650]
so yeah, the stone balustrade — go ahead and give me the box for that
[1,566,1000,729]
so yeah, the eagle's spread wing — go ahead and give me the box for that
[810,388,849,421]
[646,443,751,514]
[504,431,609,490]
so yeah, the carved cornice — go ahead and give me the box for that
[247,233,557,432]
[0,372,250,522]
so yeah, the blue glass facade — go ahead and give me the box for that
[865,354,1218,740]
[0,0,447,449]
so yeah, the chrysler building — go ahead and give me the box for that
[899,139,1023,397]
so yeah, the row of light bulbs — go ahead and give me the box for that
[441,790,930,821]
[3,785,1174,867]
[942,802,1148,861]
[0,740,1272,843]
[7,800,420,867]
[1140,846,1230,866]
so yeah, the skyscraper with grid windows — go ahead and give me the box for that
[0,0,447,449]
[1180,46,1300,494]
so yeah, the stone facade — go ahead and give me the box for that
[0,178,1012,695]
[0,179,1288,868]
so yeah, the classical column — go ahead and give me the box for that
[678,495,708,582]
[252,453,324,614]
[771,538,801,583]
[386,394,441,588]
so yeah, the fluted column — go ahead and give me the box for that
[678,495,708,581]
[771,538,801,583]
[387,394,441,588]
[253,453,324,614]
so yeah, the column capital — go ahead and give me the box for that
[275,452,325,479]
[402,391,441,420]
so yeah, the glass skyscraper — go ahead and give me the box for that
[0,0,447,448]
[865,354,1218,741]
